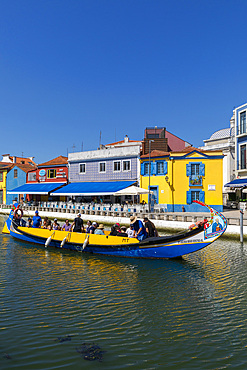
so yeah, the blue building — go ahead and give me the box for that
[6,164,35,205]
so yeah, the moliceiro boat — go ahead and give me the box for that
[2,201,227,259]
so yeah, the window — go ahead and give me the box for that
[79,163,86,173]
[157,162,164,175]
[144,162,150,175]
[191,164,200,176]
[113,161,121,171]
[47,169,56,178]
[187,190,204,204]
[0,172,3,182]
[240,144,246,169]
[240,112,246,135]
[99,162,106,172]
[123,160,130,171]
[191,191,200,202]
[28,172,36,181]
[14,169,18,178]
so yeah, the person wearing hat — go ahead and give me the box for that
[90,222,98,234]
[126,224,135,238]
[32,210,42,228]
[109,223,123,236]
[129,215,147,241]
[94,224,105,235]
[71,213,84,233]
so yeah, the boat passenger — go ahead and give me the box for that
[126,224,135,238]
[130,216,147,241]
[119,226,128,237]
[90,222,98,234]
[52,218,60,230]
[143,217,158,237]
[42,217,49,229]
[47,220,52,231]
[71,213,84,233]
[86,221,92,233]
[32,210,42,228]
[109,225,121,236]
[94,224,105,235]
[62,219,72,231]
[27,217,32,228]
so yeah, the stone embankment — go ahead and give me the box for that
[0,204,246,237]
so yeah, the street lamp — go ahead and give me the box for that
[148,139,154,213]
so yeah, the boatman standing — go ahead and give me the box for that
[71,213,84,233]
[32,210,42,228]
[129,216,147,241]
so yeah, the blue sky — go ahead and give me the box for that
[1,0,247,163]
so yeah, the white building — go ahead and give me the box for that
[199,115,235,206]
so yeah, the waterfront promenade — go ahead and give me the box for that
[0,203,246,236]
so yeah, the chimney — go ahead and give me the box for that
[2,154,11,162]
[124,135,129,143]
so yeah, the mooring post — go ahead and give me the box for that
[240,210,244,243]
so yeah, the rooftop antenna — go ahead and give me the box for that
[21,152,24,157]
[81,141,83,151]
[115,128,116,142]
[72,144,76,153]
[99,131,101,148]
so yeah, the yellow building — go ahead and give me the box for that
[140,148,223,212]
[0,163,13,204]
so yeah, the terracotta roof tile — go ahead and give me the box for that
[38,156,68,166]
[141,150,170,159]
[14,164,37,173]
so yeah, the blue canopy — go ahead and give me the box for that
[50,181,136,196]
[7,183,66,195]
[224,178,247,188]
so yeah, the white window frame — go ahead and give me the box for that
[122,160,131,172]
[239,143,247,170]
[239,111,247,135]
[113,161,121,172]
[99,162,106,173]
[79,163,86,174]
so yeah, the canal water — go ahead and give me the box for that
[0,216,247,370]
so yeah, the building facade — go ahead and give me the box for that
[6,164,35,205]
[140,148,224,212]
[0,163,13,204]
[8,156,68,204]
[199,116,235,206]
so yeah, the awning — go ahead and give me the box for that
[224,179,247,188]
[113,185,153,196]
[50,181,136,196]
[7,183,66,195]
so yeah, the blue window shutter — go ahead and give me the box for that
[199,191,205,203]
[187,190,192,204]
[186,163,191,177]
[164,161,167,175]
[141,163,145,176]
[151,162,157,175]
[199,163,205,176]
